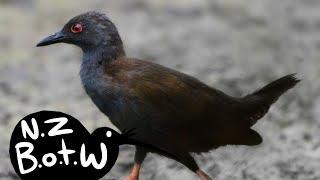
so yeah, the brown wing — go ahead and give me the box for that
[106,58,241,151]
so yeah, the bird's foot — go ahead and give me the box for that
[196,169,212,180]
[125,163,141,180]
[125,174,139,180]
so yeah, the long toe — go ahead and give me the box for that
[125,174,139,180]
[196,169,213,180]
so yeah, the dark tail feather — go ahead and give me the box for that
[242,74,300,126]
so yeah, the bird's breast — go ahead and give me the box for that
[80,63,124,120]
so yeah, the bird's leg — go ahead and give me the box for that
[126,163,141,180]
[173,153,213,180]
[196,169,212,180]
[126,146,147,180]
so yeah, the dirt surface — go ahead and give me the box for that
[0,0,319,179]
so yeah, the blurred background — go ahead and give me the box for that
[0,0,319,179]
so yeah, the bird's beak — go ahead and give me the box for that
[36,31,66,47]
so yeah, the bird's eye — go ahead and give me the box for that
[71,23,83,34]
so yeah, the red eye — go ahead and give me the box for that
[71,23,83,33]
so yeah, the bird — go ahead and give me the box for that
[37,11,300,180]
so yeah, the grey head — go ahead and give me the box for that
[37,11,125,59]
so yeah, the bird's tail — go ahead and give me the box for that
[240,74,300,126]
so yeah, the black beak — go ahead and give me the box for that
[36,31,66,47]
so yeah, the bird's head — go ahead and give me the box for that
[37,11,124,56]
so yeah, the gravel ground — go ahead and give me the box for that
[0,0,319,179]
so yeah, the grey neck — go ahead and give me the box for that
[80,44,126,86]
[82,44,125,66]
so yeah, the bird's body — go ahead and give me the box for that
[80,57,259,153]
[37,11,300,180]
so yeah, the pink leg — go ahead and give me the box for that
[196,169,212,180]
[126,163,141,180]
